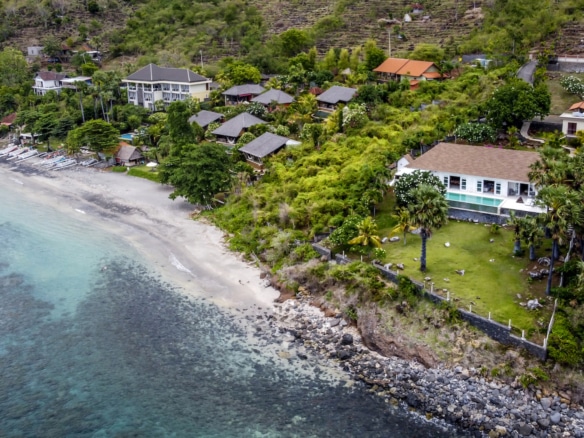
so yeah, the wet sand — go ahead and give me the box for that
[0,158,279,310]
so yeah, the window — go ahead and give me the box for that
[162,84,170,91]
[495,183,501,195]
[128,92,136,100]
[163,92,171,101]
[568,122,577,135]
[461,178,466,190]
[181,85,189,93]
[443,176,449,187]
[476,181,482,192]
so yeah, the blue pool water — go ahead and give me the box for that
[0,171,463,437]
[446,192,503,207]
[120,133,134,141]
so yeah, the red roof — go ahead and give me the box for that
[396,60,435,77]
[373,58,410,74]
[422,71,444,79]
[569,102,584,111]
[0,113,17,126]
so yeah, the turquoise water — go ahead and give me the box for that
[0,176,462,437]
[446,192,503,207]
[120,133,134,141]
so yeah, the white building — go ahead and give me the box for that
[560,101,584,137]
[32,71,68,96]
[396,142,543,216]
[122,64,211,111]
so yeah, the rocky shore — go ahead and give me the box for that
[262,296,584,438]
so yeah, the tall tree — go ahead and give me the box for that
[66,119,120,153]
[408,184,449,272]
[536,185,582,295]
[167,100,195,155]
[520,215,543,261]
[0,47,29,88]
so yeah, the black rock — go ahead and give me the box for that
[340,333,354,345]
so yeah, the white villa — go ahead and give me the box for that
[122,64,211,111]
[560,101,584,137]
[396,143,543,217]
[33,71,68,96]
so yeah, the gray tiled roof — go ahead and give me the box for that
[188,110,223,128]
[239,132,290,158]
[36,71,68,81]
[117,145,143,162]
[211,112,266,138]
[316,85,357,105]
[405,142,539,182]
[251,89,294,105]
[222,84,265,97]
[125,64,209,83]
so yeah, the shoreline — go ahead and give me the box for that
[2,158,584,437]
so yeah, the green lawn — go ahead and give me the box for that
[547,72,584,115]
[127,165,161,182]
[374,220,549,334]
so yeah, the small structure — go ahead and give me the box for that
[33,71,68,96]
[116,144,144,167]
[238,132,291,168]
[211,112,266,145]
[0,113,17,131]
[27,46,43,57]
[316,85,357,111]
[560,101,584,137]
[188,110,224,128]
[222,84,265,105]
[60,76,92,90]
[250,89,295,108]
[374,58,444,88]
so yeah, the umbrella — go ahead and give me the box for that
[146,162,158,168]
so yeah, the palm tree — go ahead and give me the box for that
[536,185,582,295]
[408,184,449,272]
[391,208,412,245]
[507,211,523,255]
[520,216,543,261]
[348,216,382,253]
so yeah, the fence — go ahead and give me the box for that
[312,243,549,360]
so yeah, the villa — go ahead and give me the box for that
[211,112,265,145]
[560,101,584,137]
[122,64,212,111]
[395,142,543,221]
[373,58,444,88]
[250,89,295,108]
[238,132,299,169]
[33,71,68,96]
[188,110,224,128]
[316,85,357,111]
[222,84,266,105]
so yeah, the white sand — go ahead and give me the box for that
[0,160,279,310]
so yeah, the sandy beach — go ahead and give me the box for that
[0,159,280,311]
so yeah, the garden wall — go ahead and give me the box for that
[448,208,506,225]
[312,243,548,360]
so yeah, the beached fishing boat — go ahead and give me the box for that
[52,159,77,170]
[6,148,30,160]
[16,149,39,161]
[0,145,17,156]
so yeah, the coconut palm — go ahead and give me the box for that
[507,211,523,255]
[408,184,449,272]
[536,185,582,295]
[348,216,382,253]
[520,215,543,261]
[391,208,412,245]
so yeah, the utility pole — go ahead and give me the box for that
[200,50,203,70]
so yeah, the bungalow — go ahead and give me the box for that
[373,58,443,87]
[33,71,68,96]
[188,110,224,129]
[316,85,357,111]
[222,84,265,105]
[560,101,584,137]
[238,132,292,168]
[0,113,17,130]
[211,112,266,145]
[396,142,543,218]
[122,64,212,111]
[116,144,144,167]
[250,89,295,108]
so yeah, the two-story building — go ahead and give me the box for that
[122,64,211,111]
[33,71,68,96]
[560,101,584,137]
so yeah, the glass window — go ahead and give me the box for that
[495,183,501,195]
[443,176,449,187]
[568,122,577,135]
[477,181,482,192]
[461,178,466,190]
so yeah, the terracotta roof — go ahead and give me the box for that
[405,142,539,182]
[422,71,443,79]
[1,113,17,125]
[569,102,584,111]
[125,64,209,83]
[396,60,435,77]
[373,58,410,74]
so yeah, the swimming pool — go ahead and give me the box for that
[120,133,134,141]
[446,192,502,214]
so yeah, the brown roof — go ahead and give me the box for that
[422,71,443,79]
[36,71,68,81]
[405,142,539,182]
[569,101,584,111]
[116,145,143,162]
[1,113,17,126]
[373,58,410,74]
[396,60,436,77]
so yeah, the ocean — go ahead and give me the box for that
[0,169,462,437]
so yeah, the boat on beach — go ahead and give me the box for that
[5,148,31,160]
[15,149,39,161]
[0,144,18,156]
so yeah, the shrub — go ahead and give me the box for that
[548,314,581,366]
[394,170,446,207]
[128,167,161,182]
[454,123,497,143]
[111,165,127,173]
[560,75,584,98]
[519,367,549,388]
[291,243,319,262]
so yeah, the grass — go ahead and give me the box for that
[127,165,161,182]
[372,220,550,335]
[547,72,584,115]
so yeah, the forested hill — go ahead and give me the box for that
[1,0,584,70]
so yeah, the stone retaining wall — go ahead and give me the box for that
[312,243,548,360]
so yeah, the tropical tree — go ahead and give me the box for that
[408,184,449,272]
[507,211,524,255]
[536,185,583,295]
[348,216,382,253]
[521,215,543,261]
[0,47,29,88]
[66,119,120,153]
[391,208,412,245]
[394,170,446,208]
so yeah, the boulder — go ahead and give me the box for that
[340,333,354,345]
[455,269,465,276]
[396,263,405,270]
[550,412,561,424]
